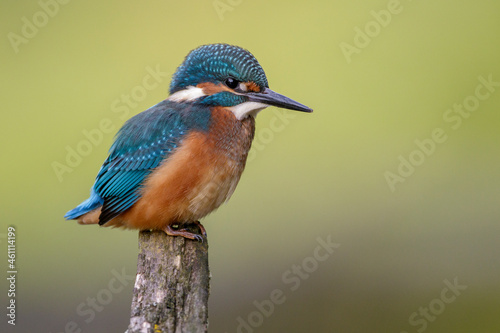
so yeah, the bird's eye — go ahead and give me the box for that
[225,78,239,89]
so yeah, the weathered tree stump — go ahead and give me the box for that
[126,228,210,333]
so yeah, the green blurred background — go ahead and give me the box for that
[2,1,500,332]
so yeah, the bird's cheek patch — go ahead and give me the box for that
[197,82,232,95]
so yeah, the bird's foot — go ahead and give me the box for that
[192,221,207,237]
[163,222,206,242]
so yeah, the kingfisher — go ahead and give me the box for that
[65,44,312,241]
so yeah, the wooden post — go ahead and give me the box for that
[126,229,210,333]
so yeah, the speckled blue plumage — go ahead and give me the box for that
[170,44,269,94]
[64,100,212,224]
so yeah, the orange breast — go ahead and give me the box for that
[114,107,255,230]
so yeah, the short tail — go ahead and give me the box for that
[65,189,104,220]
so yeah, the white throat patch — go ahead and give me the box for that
[228,102,269,120]
[167,86,206,102]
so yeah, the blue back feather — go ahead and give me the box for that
[65,100,212,224]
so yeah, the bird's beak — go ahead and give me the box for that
[247,88,313,113]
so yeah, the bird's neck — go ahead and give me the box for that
[207,106,255,163]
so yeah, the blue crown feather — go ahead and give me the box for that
[170,44,269,94]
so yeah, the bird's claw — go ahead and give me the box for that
[193,234,204,243]
[192,221,207,237]
[163,223,206,242]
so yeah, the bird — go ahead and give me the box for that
[65,43,312,241]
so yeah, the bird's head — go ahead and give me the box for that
[168,44,312,120]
